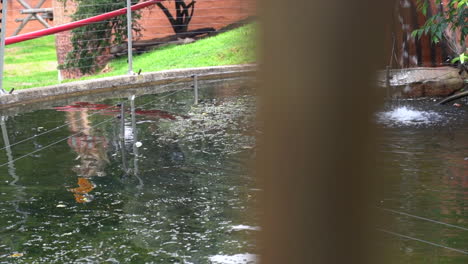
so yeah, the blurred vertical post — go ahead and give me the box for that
[258,0,392,263]
[126,0,134,75]
[0,0,8,94]
[129,95,140,176]
[193,75,199,105]
[119,101,128,173]
[0,116,16,178]
[120,102,125,140]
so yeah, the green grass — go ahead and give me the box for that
[4,35,59,89]
[3,23,256,90]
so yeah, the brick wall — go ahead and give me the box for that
[139,0,255,40]
[53,0,80,79]
[2,0,53,37]
[53,0,255,79]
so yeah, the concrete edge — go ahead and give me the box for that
[0,64,257,109]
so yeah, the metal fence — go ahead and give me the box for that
[0,0,256,92]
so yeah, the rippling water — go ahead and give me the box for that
[378,106,442,126]
[0,78,258,263]
[377,99,468,263]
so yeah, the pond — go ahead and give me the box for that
[0,77,259,263]
[377,98,468,263]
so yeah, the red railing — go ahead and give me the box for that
[5,0,163,45]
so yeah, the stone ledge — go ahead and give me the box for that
[0,64,256,109]
[378,66,467,98]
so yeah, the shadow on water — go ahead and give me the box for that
[0,77,259,263]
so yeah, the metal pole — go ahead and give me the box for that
[0,0,9,94]
[126,0,133,75]
[192,75,198,105]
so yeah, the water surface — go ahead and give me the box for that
[0,77,259,263]
[378,99,468,263]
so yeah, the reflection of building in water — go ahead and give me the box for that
[65,110,109,203]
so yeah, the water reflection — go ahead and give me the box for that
[64,109,109,203]
[0,116,28,231]
[129,95,143,190]
[378,99,468,262]
[0,78,257,263]
[0,117,18,184]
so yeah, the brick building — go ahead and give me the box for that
[52,0,256,79]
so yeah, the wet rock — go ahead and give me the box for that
[378,67,467,98]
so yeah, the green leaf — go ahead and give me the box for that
[436,29,443,41]
[452,57,461,64]
[418,29,424,38]
[414,0,466,51]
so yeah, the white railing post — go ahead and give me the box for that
[0,0,9,94]
[126,0,133,75]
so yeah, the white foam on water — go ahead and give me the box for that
[209,253,257,264]
[377,106,442,126]
[230,225,261,232]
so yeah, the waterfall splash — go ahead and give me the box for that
[377,106,442,126]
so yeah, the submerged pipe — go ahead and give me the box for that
[5,0,163,45]
[437,85,468,105]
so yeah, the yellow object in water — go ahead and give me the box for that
[69,177,95,203]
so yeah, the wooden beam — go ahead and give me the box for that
[20,8,53,14]
[15,14,52,22]
[13,0,47,35]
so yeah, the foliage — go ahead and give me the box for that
[412,0,468,45]
[60,0,142,74]
[156,0,196,34]
[451,52,468,63]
